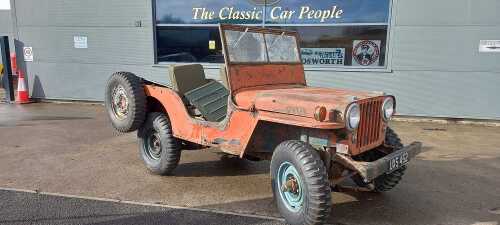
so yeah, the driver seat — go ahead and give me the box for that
[169,64,229,122]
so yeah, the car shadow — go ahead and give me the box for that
[173,155,270,177]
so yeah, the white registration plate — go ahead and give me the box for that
[388,151,409,172]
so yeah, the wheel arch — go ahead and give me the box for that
[146,96,167,114]
[143,85,202,144]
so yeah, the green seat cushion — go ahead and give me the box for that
[184,80,229,122]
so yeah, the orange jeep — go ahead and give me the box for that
[105,24,422,225]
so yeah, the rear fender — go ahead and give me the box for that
[144,85,203,143]
[144,85,259,156]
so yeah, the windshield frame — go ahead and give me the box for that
[219,24,303,65]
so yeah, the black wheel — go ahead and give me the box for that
[138,112,182,175]
[352,127,406,192]
[271,141,331,225]
[105,72,146,133]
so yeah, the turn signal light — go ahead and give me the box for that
[314,106,327,122]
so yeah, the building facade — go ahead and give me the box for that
[1,0,499,119]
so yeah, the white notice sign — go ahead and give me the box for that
[0,0,10,10]
[23,47,33,62]
[301,48,345,66]
[479,40,500,53]
[74,36,88,49]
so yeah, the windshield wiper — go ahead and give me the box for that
[232,28,249,49]
[268,32,285,49]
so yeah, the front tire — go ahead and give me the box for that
[138,112,181,175]
[271,141,331,225]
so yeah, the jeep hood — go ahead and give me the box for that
[234,85,383,120]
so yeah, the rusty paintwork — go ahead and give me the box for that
[145,24,392,158]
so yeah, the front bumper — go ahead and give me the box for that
[336,142,423,182]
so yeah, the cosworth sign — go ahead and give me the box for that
[192,6,344,23]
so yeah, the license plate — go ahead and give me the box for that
[388,151,410,172]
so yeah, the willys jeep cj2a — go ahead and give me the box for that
[105,24,422,225]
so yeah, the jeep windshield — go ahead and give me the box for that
[222,26,301,64]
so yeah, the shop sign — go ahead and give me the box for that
[352,40,381,67]
[479,40,500,53]
[192,6,343,23]
[74,36,88,49]
[156,0,390,25]
[301,48,345,66]
[23,47,33,62]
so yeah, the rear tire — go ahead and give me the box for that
[271,141,331,225]
[105,72,146,133]
[353,127,406,192]
[138,112,182,175]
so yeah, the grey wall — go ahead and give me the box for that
[11,0,500,119]
[0,9,13,56]
[297,0,500,120]
[0,9,11,35]
[12,0,170,100]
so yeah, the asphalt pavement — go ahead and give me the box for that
[0,102,499,225]
[0,189,283,225]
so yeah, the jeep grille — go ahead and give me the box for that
[356,98,384,149]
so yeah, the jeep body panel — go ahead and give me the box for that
[234,85,382,121]
[145,84,346,157]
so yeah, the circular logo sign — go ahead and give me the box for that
[247,0,282,6]
[352,40,380,66]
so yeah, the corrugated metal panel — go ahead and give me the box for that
[395,0,500,26]
[14,0,152,27]
[17,26,154,65]
[392,26,500,72]
[26,62,171,101]
[0,10,12,36]
[10,0,500,120]
[303,70,500,120]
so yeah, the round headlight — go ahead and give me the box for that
[346,104,360,130]
[382,97,395,121]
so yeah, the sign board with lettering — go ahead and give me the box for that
[479,40,500,53]
[352,40,381,67]
[23,47,33,62]
[74,36,88,49]
[301,48,345,66]
[155,0,391,25]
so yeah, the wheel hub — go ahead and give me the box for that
[111,85,129,120]
[277,162,304,212]
[281,176,299,194]
[146,132,162,160]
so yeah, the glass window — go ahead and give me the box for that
[225,30,267,63]
[156,27,224,63]
[156,0,263,24]
[155,0,392,68]
[265,0,390,24]
[277,26,388,67]
[265,33,300,63]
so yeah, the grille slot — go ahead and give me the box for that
[356,99,383,149]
